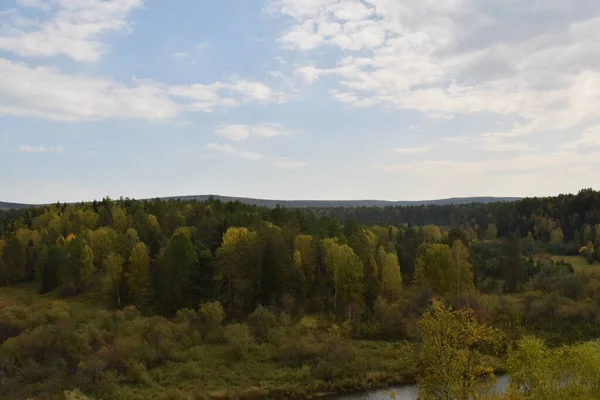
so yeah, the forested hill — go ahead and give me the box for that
[162,195,521,208]
[0,202,34,211]
[0,195,519,210]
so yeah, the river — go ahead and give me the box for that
[325,375,511,400]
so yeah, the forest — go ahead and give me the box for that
[2,188,600,399]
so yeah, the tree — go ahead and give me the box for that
[103,252,124,307]
[381,252,402,300]
[293,234,316,285]
[422,225,442,242]
[579,241,595,264]
[549,227,564,244]
[524,231,536,254]
[214,227,263,315]
[40,244,65,293]
[502,234,527,293]
[584,225,594,243]
[415,244,454,295]
[126,242,150,305]
[322,239,364,317]
[65,235,95,291]
[0,238,6,285]
[2,235,26,284]
[417,299,502,400]
[507,337,600,399]
[485,223,498,240]
[448,228,469,247]
[199,301,225,337]
[111,205,130,234]
[88,227,118,270]
[159,232,199,314]
[450,239,474,300]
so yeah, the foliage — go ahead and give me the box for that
[417,299,503,400]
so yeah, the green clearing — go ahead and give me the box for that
[550,255,600,274]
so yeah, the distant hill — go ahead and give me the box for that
[0,202,37,211]
[0,195,521,211]
[148,195,522,208]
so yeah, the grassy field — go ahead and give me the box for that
[550,255,600,275]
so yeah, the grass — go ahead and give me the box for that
[119,341,417,400]
[0,284,418,400]
[550,255,600,275]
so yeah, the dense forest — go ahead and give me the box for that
[2,189,600,399]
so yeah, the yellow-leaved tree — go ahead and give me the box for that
[417,299,503,400]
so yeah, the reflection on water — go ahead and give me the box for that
[326,375,511,400]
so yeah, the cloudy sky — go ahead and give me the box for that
[1,0,600,203]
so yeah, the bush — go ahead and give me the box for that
[198,301,224,340]
[223,323,255,360]
[275,318,354,368]
[247,306,277,343]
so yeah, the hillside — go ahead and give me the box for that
[0,195,520,210]
[0,201,37,211]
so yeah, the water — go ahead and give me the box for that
[325,375,511,400]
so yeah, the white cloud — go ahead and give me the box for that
[0,0,144,62]
[393,145,435,154]
[296,65,322,84]
[206,143,264,160]
[170,52,189,59]
[194,42,209,50]
[271,158,307,169]
[476,138,532,153]
[557,127,600,151]
[0,58,285,121]
[279,20,325,50]
[216,125,251,141]
[17,0,52,12]
[19,145,64,153]
[270,0,600,148]
[215,123,295,141]
[252,123,294,138]
[372,149,599,178]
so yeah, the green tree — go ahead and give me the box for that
[322,239,364,317]
[450,239,475,300]
[507,337,600,400]
[159,232,199,314]
[524,231,536,254]
[1,235,25,284]
[294,234,316,285]
[40,244,66,293]
[503,234,527,293]
[549,227,564,244]
[584,225,593,243]
[214,227,263,315]
[417,299,502,400]
[103,252,124,307]
[127,242,150,305]
[415,244,454,295]
[199,301,225,337]
[65,235,95,291]
[88,227,118,270]
[381,252,402,300]
[485,223,498,240]
[422,225,442,242]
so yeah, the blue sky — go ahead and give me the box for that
[1,0,600,203]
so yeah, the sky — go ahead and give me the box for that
[1,0,600,203]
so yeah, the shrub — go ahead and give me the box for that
[198,301,224,340]
[247,306,277,343]
[223,323,255,360]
